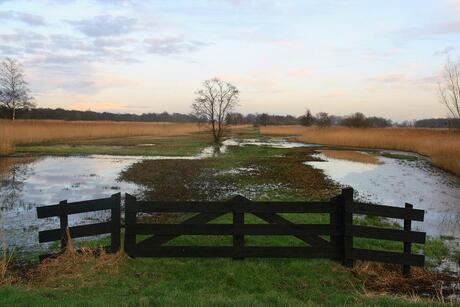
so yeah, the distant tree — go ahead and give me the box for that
[226,112,245,125]
[245,113,257,124]
[438,57,460,125]
[316,112,331,127]
[256,113,270,126]
[0,58,34,120]
[342,112,370,128]
[367,116,392,128]
[414,118,460,128]
[192,78,239,144]
[299,109,315,127]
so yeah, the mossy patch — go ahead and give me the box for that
[120,145,339,201]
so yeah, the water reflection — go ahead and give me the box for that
[306,154,460,238]
[0,155,146,250]
[0,144,231,250]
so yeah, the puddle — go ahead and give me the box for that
[305,153,460,239]
[222,138,318,148]
[0,144,228,250]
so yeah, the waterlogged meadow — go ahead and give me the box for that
[261,125,460,177]
[0,126,459,304]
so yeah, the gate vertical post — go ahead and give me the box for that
[110,193,121,253]
[402,203,413,277]
[342,188,354,267]
[59,200,68,250]
[124,193,137,257]
[329,196,341,260]
[232,195,246,260]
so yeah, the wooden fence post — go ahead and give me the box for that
[110,193,121,253]
[59,200,68,250]
[403,203,413,277]
[329,196,341,261]
[341,188,354,267]
[124,193,137,257]
[232,195,247,260]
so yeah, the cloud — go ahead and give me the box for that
[369,73,408,83]
[368,73,439,87]
[0,10,46,26]
[68,15,138,37]
[401,21,460,41]
[288,68,312,78]
[144,37,208,55]
[435,45,455,55]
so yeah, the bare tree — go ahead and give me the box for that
[438,57,460,123]
[192,78,239,144]
[316,112,331,127]
[0,58,34,120]
[299,109,315,127]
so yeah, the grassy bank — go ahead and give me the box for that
[261,126,460,176]
[0,120,211,155]
[3,253,445,306]
[14,134,212,157]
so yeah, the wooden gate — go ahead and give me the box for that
[124,193,341,259]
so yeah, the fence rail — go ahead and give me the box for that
[36,188,426,276]
[36,193,121,258]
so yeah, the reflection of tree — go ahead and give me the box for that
[0,158,36,211]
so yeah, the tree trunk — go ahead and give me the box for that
[12,107,16,120]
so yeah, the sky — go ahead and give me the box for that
[1,0,459,121]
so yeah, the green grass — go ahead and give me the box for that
[1,257,436,307]
[15,134,212,157]
[2,210,450,306]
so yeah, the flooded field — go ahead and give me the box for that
[0,145,229,250]
[306,152,460,239]
[0,137,459,255]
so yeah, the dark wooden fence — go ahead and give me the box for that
[36,188,426,275]
[36,193,121,257]
[124,188,426,275]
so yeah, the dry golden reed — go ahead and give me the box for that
[320,150,382,164]
[0,120,205,154]
[261,125,460,176]
[353,261,459,302]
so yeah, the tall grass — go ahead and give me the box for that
[261,125,460,176]
[0,120,204,154]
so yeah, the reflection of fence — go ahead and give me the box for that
[36,188,426,276]
[36,193,121,258]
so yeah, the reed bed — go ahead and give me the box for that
[261,125,460,176]
[320,150,382,165]
[0,120,204,155]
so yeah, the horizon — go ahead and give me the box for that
[1,0,460,121]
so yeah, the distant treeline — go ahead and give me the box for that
[413,118,460,129]
[1,106,458,129]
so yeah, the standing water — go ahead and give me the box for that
[306,152,460,239]
[0,145,227,250]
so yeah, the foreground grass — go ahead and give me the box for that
[1,218,451,307]
[2,256,436,307]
